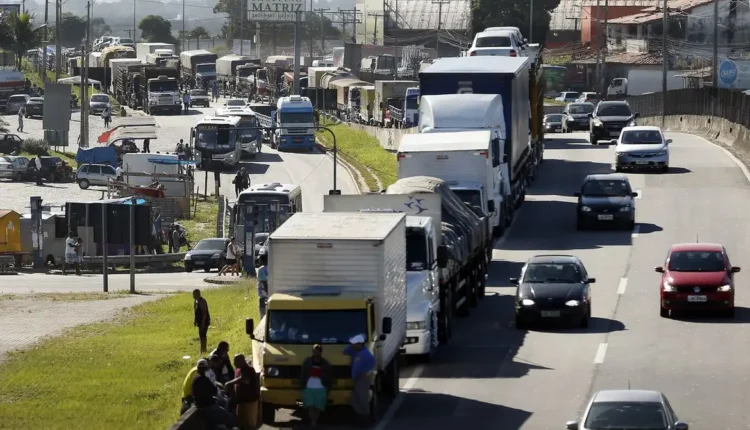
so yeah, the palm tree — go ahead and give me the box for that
[1,12,41,69]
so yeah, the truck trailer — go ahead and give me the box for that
[372,80,418,127]
[136,43,175,63]
[138,65,181,115]
[180,50,218,88]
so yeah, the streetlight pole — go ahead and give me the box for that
[42,0,49,82]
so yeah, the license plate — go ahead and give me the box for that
[610,131,621,136]
[597,214,614,220]
[541,311,560,317]
[212,155,223,160]
[688,295,707,302]
[635,160,650,165]
[194,261,204,265]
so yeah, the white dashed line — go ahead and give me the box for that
[634,189,643,199]
[631,224,640,238]
[594,343,609,364]
[617,278,628,295]
[374,364,425,430]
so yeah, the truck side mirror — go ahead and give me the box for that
[633,112,640,118]
[382,317,392,334]
[587,113,593,118]
[245,318,254,335]
[437,245,448,268]
[487,200,495,213]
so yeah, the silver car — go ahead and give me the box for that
[89,94,110,115]
[567,389,688,430]
[76,163,117,189]
[614,126,670,172]
[6,94,30,114]
[0,155,30,181]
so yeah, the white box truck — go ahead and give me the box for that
[247,212,407,424]
[136,42,175,63]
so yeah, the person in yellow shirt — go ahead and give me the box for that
[181,359,209,414]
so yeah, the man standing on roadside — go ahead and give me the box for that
[193,289,211,353]
[183,91,191,114]
[17,104,25,132]
[343,334,375,427]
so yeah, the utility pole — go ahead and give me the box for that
[42,0,49,82]
[55,0,61,80]
[594,0,601,92]
[712,0,719,90]
[432,0,449,57]
[661,0,668,127]
[182,0,185,52]
[239,0,244,55]
[256,22,260,57]
[82,1,91,149]
[600,0,610,96]
[133,0,136,43]
[314,8,329,54]
[125,28,134,38]
[529,0,533,43]
[308,6,314,59]
[293,10,301,95]
[367,11,385,44]
[90,0,94,47]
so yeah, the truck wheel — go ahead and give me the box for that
[261,402,276,425]
[383,358,400,398]
[438,289,453,343]
[589,134,597,145]
[492,224,504,238]
[457,276,472,317]
[369,380,380,424]
[478,262,487,299]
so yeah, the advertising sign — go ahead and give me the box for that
[43,82,72,132]
[0,4,20,15]
[232,39,253,55]
[248,0,306,22]
[717,58,750,90]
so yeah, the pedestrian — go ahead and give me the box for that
[218,237,241,277]
[212,81,219,102]
[210,341,234,384]
[240,167,250,191]
[257,254,268,315]
[172,225,183,252]
[183,91,191,114]
[343,334,376,427]
[102,103,112,127]
[301,344,332,428]
[168,224,175,253]
[75,237,84,267]
[115,163,123,182]
[143,138,151,153]
[62,231,81,276]
[194,289,211,354]
[227,366,260,430]
[191,359,238,428]
[17,104,25,132]
[33,156,44,185]
[233,171,244,197]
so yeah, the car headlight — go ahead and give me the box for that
[615,151,624,156]
[580,206,592,212]
[662,282,675,292]
[184,254,191,260]
[656,150,667,156]
[149,101,156,105]
[211,253,221,259]
[593,119,603,127]
[265,366,280,377]
[619,206,631,212]
[565,300,580,307]
[175,101,181,104]
[521,298,535,306]
[718,284,732,292]
[407,321,426,330]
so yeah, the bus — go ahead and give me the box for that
[215,107,261,158]
[542,65,567,97]
[233,182,303,252]
[191,116,242,169]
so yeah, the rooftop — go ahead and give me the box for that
[593,390,664,403]
[549,0,661,31]
[385,0,472,30]
[422,56,530,74]
[670,243,724,252]
[271,212,405,240]
[528,255,580,264]
[571,51,663,65]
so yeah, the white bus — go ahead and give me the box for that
[215,107,261,158]
[191,116,242,169]
[233,182,303,246]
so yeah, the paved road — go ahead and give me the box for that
[258,130,750,429]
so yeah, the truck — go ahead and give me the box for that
[138,65,181,115]
[419,56,537,222]
[88,52,102,68]
[101,45,136,69]
[382,176,490,342]
[109,58,142,94]
[135,43,175,63]
[114,64,142,108]
[0,69,25,112]
[180,50,218,88]
[607,69,684,98]
[269,95,316,151]
[398,130,504,240]
[146,52,178,66]
[356,85,375,124]
[247,212,406,424]
[372,80,418,127]
[216,55,257,89]
[386,86,419,128]
[322,194,442,358]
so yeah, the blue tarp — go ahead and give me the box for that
[76,146,118,168]
[147,158,197,165]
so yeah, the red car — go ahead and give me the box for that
[657,243,740,318]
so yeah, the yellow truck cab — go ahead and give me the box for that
[245,212,407,424]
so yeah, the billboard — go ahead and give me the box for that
[355,0,384,45]
[0,4,20,15]
[248,0,306,22]
[717,58,750,90]
[43,82,72,132]
[232,39,253,55]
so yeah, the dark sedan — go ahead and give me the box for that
[576,174,637,230]
[25,97,44,118]
[184,237,229,272]
[511,255,595,329]
[562,102,594,132]
[543,114,564,133]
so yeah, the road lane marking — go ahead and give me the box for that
[594,343,608,364]
[374,364,425,430]
[631,224,640,238]
[617,278,628,295]
[634,189,642,199]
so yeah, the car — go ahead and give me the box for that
[25,97,44,118]
[468,29,526,57]
[656,243,740,318]
[0,155,30,181]
[562,102,594,132]
[543,114,564,133]
[0,133,23,154]
[566,389,688,430]
[6,94,30,114]
[188,89,211,107]
[576,91,599,104]
[510,255,594,329]
[225,98,248,108]
[555,91,579,103]
[614,126,671,172]
[76,163,117,189]
[184,238,230,272]
[589,100,638,144]
[253,232,269,265]
[575,174,637,230]
[89,94,110,115]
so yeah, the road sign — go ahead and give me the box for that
[248,0,306,22]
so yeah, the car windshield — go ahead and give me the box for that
[254,233,269,245]
[0,156,11,162]
[582,180,631,197]
[476,36,512,47]
[621,130,663,145]
[406,228,428,271]
[569,104,594,114]
[598,104,632,116]
[227,99,246,107]
[451,189,483,209]
[267,310,368,344]
[668,250,725,272]
[584,401,668,429]
[91,95,108,103]
[193,239,226,251]
[562,92,579,98]
[522,263,582,283]
[8,96,26,102]
[280,111,313,124]
[190,90,207,96]
[196,64,215,73]
[545,114,564,122]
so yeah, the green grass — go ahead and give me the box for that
[317,123,398,192]
[179,195,220,245]
[0,281,259,430]
[19,150,78,167]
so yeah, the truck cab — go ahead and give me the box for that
[195,63,217,88]
[273,95,316,151]
[145,75,181,115]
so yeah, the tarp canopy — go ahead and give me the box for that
[76,146,118,167]
[98,117,157,143]
[107,126,157,145]
[328,78,370,89]
[147,158,197,165]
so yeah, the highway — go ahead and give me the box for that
[259,130,750,430]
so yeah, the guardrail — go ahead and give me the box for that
[82,252,187,265]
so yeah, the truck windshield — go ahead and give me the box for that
[406,229,428,271]
[196,64,216,74]
[237,116,259,142]
[257,70,268,80]
[150,80,178,92]
[451,189,483,209]
[406,97,418,110]
[267,310,368,344]
[238,68,255,78]
[279,111,313,124]
[195,125,236,150]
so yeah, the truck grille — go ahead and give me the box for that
[288,128,307,135]
[536,298,567,310]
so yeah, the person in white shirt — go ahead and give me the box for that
[218,237,241,277]
[115,164,123,181]
[63,231,81,275]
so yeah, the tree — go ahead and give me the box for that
[189,26,210,39]
[0,12,41,69]
[471,0,558,44]
[138,15,178,45]
[59,13,86,47]
[91,17,111,39]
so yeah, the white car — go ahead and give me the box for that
[556,91,579,103]
[613,126,671,173]
[468,29,526,57]
[225,98,248,108]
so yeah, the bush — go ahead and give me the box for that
[22,138,51,156]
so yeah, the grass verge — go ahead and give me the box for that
[179,195,220,245]
[0,280,259,430]
[316,123,398,192]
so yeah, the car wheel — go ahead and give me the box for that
[204,267,211,273]
[78,179,90,189]
[626,220,635,231]
[660,306,669,318]
[580,304,591,328]
[12,172,21,182]
[725,307,735,318]
[185,264,193,273]
[662,165,669,173]
[515,314,528,329]
[614,163,622,172]
[576,218,586,230]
